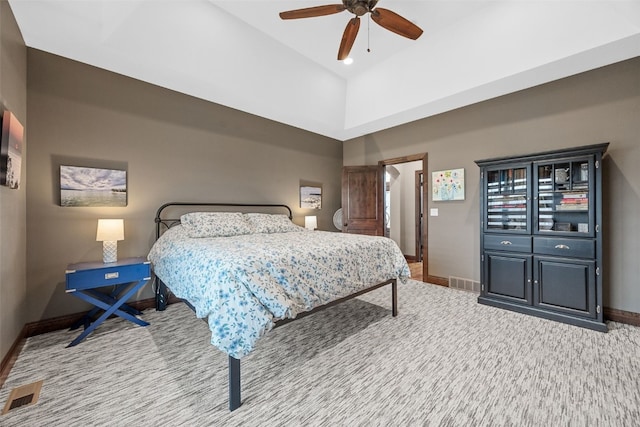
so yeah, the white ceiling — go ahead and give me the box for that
[9,0,640,141]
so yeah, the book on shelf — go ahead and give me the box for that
[555,204,589,211]
[560,198,588,204]
[488,200,527,207]
[488,207,527,212]
[556,191,589,211]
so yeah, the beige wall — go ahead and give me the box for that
[0,1,27,363]
[26,49,343,322]
[344,57,640,313]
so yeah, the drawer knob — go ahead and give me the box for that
[105,272,120,280]
[554,244,570,250]
[500,240,512,245]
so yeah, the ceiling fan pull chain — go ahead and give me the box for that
[367,13,371,52]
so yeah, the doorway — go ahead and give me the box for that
[379,153,428,281]
[415,170,424,262]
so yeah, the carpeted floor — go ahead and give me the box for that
[1,280,639,426]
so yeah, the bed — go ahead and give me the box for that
[148,202,410,411]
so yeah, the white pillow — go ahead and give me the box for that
[244,213,304,234]
[180,212,254,238]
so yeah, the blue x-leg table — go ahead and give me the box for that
[65,257,151,347]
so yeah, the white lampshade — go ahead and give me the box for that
[305,215,317,230]
[96,219,124,241]
[96,219,124,263]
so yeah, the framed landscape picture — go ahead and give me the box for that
[60,165,127,207]
[300,185,322,209]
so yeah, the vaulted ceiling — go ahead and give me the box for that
[9,1,640,141]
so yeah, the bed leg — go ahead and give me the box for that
[392,279,398,317]
[155,279,168,311]
[229,356,241,411]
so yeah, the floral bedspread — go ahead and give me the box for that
[147,226,410,358]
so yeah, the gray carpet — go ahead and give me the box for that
[1,281,639,426]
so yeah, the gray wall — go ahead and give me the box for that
[26,49,343,322]
[0,0,27,365]
[344,57,640,313]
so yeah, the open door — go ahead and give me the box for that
[341,165,384,235]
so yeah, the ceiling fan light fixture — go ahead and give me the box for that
[343,57,354,65]
[279,0,422,60]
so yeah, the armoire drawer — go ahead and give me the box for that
[484,235,531,253]
[533,237,595,259]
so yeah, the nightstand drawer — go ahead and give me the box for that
[66,261,151,290]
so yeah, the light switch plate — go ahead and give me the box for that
[430,208,439,217]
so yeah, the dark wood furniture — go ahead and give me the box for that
[475,143,608,332]
[152,202,399,411]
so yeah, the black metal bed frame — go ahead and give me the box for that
[153,202,398,411]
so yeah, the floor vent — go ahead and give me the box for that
[2,380,43,415]
[449,276,480,293]
[9,394,34,410]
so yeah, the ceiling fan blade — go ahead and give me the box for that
[279,5,346,20]
[371,8,423,40]
[338,17,360,60]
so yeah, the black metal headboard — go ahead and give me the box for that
[154,202,293,240]
[153,202,293,312]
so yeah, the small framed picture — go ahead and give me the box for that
[555,222,571,232]
[300,185,322,209]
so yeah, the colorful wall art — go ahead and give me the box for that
[432,168,465,201]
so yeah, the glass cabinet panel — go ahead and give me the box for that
[486,167,528,232]
[537,160,591,234]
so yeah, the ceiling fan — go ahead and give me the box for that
[279,0,423,60]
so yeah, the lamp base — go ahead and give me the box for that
[103,241,118,263]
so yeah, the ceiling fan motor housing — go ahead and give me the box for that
[343,0,378,16]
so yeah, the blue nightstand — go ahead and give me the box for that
[65,256,151,347]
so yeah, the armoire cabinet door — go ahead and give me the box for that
[484,252,532,304]
[534,158,596,236]
[484,165,531,234]
[533,256,596,318]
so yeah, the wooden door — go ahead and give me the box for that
[341,165,384,235]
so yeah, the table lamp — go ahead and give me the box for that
[305,215,317,231]
[96,219,124,263]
